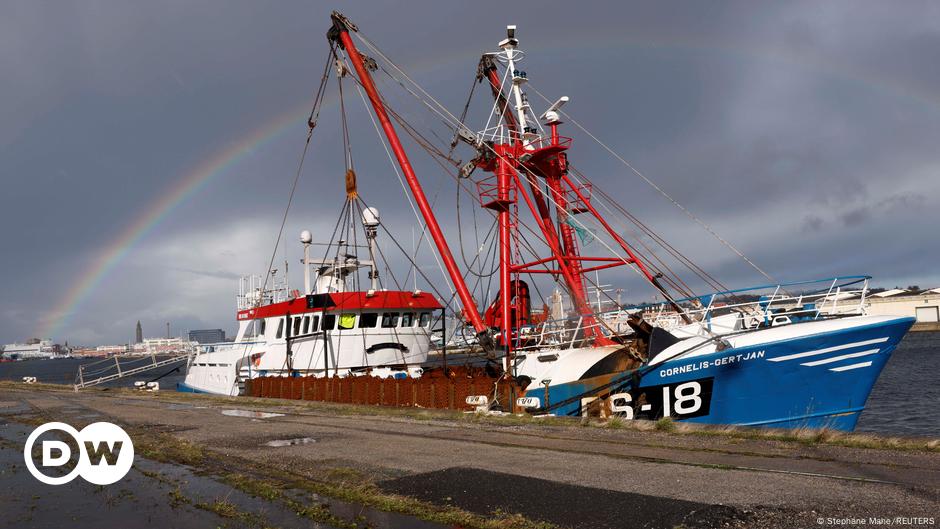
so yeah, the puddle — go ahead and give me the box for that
[0,418,446,529]
[265,437,317,447]
[0,401,32,415]
[221,409,284,419]
[0,421,336,529]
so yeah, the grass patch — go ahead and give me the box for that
[680,423,940,452]
[136,434,205,467]
[193,499,240,518]
[8,381,938,454]
[168,487,190,508]
[223,467,557,529]
[655,417,677,432]
[125,425,556,529]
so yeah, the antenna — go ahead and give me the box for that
[540,96,569,124]
[301,230,312,294]
[362,208,380,290]
[499,25,518,48]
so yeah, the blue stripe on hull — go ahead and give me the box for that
[540,317,914,431]
[176,381,215,394]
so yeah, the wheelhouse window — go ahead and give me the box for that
[311,315,320,332]
[302,315,310,334]
[259,319,266,336]
[338,313,356,330]
[322,314,336,330]
[419,312,432,327]
[381,312,400,328]
[275,318,284,339]
[292,316,302,336]
[401,312,415,327]
[359,313,378,328]
[244,320,259,338]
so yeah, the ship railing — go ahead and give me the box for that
[632,275,873,334]
[236,273,291,311]
[512,315,614,353]
[192,340,263,353]
[510,276,872,352]
[74,351,191,390]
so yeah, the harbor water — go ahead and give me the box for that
[1,332,937,437]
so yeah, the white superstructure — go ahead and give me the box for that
[180,208,441,396]
[3,340,60,359]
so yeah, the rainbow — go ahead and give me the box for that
[35,103,312,339]
[38,34,940,341]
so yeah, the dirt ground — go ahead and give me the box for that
[1,384,937,529]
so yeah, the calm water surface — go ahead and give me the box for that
[1,333,937,437]
[855,331,939,437]
[0,356,185,389]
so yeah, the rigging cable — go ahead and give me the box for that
[348,35,690,302]
[526,82,777,285]
[341,55,455,297]
[349,30,715,335]
[257,45,335,301]
[249,45,335,374]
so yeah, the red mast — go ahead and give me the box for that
[329,15,687,367]
[328,13,494,350]
[476,29,614,346]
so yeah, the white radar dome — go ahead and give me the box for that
[362,207,380,227]
[300,230,312,244]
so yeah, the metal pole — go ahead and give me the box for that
[286,312,293,373]
[495,144,514,379]
[441,309,447,372]
[329,15,490,344]
[510,173,611,344]
[303,242,311,294]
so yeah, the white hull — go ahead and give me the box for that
[181,304,436,396]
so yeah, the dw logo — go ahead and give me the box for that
[23,422,134,485]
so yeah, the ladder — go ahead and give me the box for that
[74,353,189,390]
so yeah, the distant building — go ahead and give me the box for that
[4,340,60,359]
[73,348,110,358]
[136,321,143,344]
[142,337,194,354]
[188,329,225,344]
[95,344,128,356]
[829,288,940,330]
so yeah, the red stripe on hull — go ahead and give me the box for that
[237,291,442,320]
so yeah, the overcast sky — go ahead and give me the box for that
[2,1,938,345]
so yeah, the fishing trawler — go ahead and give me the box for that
[179,195,441,395]
[189,12,914,431]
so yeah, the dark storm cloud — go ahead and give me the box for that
[1,1,938,344]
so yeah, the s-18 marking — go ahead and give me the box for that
[581,377,714,420]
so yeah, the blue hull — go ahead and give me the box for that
[176,381,214,394]
[535,316,915,431]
